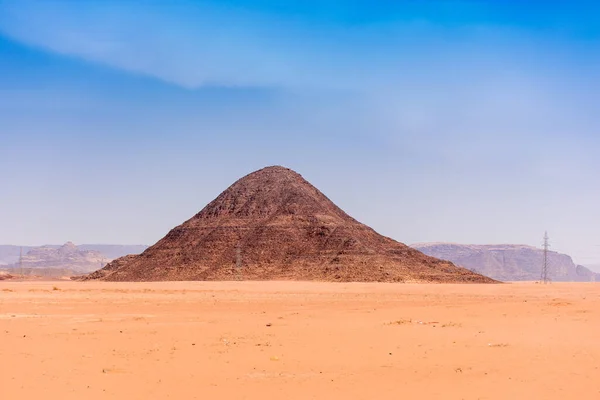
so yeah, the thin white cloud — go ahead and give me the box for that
[0,1,319,88]
[0,0,525,90]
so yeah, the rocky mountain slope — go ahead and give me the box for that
[86,166,494,283]
[412,243,599,282]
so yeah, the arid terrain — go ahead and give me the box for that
[1,281,598,399]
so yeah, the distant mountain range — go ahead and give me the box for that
[2,241,596,282]
[412,243,599,282]
[0,243,148,275]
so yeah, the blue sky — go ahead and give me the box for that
[1,0,599,267]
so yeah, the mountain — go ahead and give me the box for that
[0,245,44,265]
[412,243,599,282]
[85,166,494,283]
[1,243,148,276]
[586,264,600,273]
[77,245,148,260]
[0,244,147,267]
[4,242,105,273]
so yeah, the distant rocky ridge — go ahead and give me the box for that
[412,243,599,282]
[0,245,37,265]
[586,264,600,273]
[76,244,148,260]
[0,243,148,275]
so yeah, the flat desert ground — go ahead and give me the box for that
[1,281,599,399]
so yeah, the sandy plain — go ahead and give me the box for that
[1,281,599,399]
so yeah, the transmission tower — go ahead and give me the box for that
[19,247,23,277]
[235,242,242,281]
[541,232,551,284]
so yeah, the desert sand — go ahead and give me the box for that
[1,281,598,399]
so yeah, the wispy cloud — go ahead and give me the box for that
[2,0,598,161]
[0,1,316,88]
[0,0,551,90]
[0,0,434,90]
[2,1,598,142]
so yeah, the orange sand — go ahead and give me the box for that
[1,281,598,399]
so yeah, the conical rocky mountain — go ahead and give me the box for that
[86,166,494,283]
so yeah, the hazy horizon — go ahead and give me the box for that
[1,1,599,267]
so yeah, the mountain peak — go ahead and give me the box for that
[58,241,78,254]
[193,166,350,222]
[85,166,494,283]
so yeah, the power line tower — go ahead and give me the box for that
[19,247,24,277]
[541,232,551,284]
[235,242,243,281]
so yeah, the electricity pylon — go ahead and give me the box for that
[235,243,242,281]
[541,232,551,284]
[19,247,23,277]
